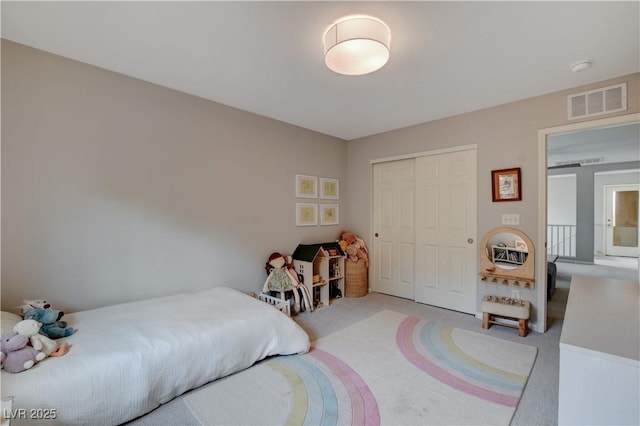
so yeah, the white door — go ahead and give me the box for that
[605,184,640,257]
[372,159,415,299]
[414,149,477,314]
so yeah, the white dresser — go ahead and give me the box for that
[559,275,639,425]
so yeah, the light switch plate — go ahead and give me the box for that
[502,214,520,225]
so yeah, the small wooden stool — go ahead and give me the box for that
[481,295,530,337]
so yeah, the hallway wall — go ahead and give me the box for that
[548,161,640,263]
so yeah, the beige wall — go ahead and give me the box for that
[346,72,639,331]
[1,40,347,312]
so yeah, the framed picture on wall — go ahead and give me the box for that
[295,175,317,198]
[320,204,339,225]
[319,178,339,199]
[296,203,317,226]
[492,168,522,202]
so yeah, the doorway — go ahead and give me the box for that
[604,184,640,257]
[539,113,640,332]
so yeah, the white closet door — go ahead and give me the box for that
[372,159,415,299]
[414,149,477,314]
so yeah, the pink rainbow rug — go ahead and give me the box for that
[185,310,537,425]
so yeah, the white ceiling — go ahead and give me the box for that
[1,1,639,141]
[548,122,640,168]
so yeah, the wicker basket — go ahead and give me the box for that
[345,259,368,297]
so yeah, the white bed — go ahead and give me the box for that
[1,287,310,425]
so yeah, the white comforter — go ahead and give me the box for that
[1,287,310,425]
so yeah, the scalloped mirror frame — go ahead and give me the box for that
[480,227,535,288]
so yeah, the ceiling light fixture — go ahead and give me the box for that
[570,60,593,73]
[323,15,391,76]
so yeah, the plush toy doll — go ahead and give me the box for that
[20,299,52,314]
[263,252,313,314]
[23,308,74,339]
[0,331,46,373]
[345,245,359,262]
[340,231,369,266]
[13,319,69,358]
[353,237,369,266]
[263,253,301,312]
[340,231,357,246]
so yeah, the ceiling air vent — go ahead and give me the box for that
[567,82,627,120]
[552,157,604,168]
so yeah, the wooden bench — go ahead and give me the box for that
[481,295,530,337]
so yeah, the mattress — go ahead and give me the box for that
[1,287,310,425]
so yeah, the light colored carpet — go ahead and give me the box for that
[558,259,638,282]
[547,278,570,321]
[126,293,560,426]
[184,310,537,426]
[124,257,636,426]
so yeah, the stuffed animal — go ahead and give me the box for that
[23,308,74,339]
[344,244,357,262]
[0,331,46,373]
[19,298,52,315]
[13,319,69,358]
[352,237,369,266]
[340,231,357,246]
[339,231,369,266]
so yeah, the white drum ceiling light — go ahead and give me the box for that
[323,15,391,76]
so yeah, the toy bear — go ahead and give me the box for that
[340,231,357,246]
[344,244,360,262]
[352,237,369,266]
[23,308,75,339]
[0,331,46,373]
[13,319,69,358]
[340,231,369,266]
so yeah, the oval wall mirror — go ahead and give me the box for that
[479,227,535,288]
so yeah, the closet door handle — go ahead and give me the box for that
[375,233,379,237]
